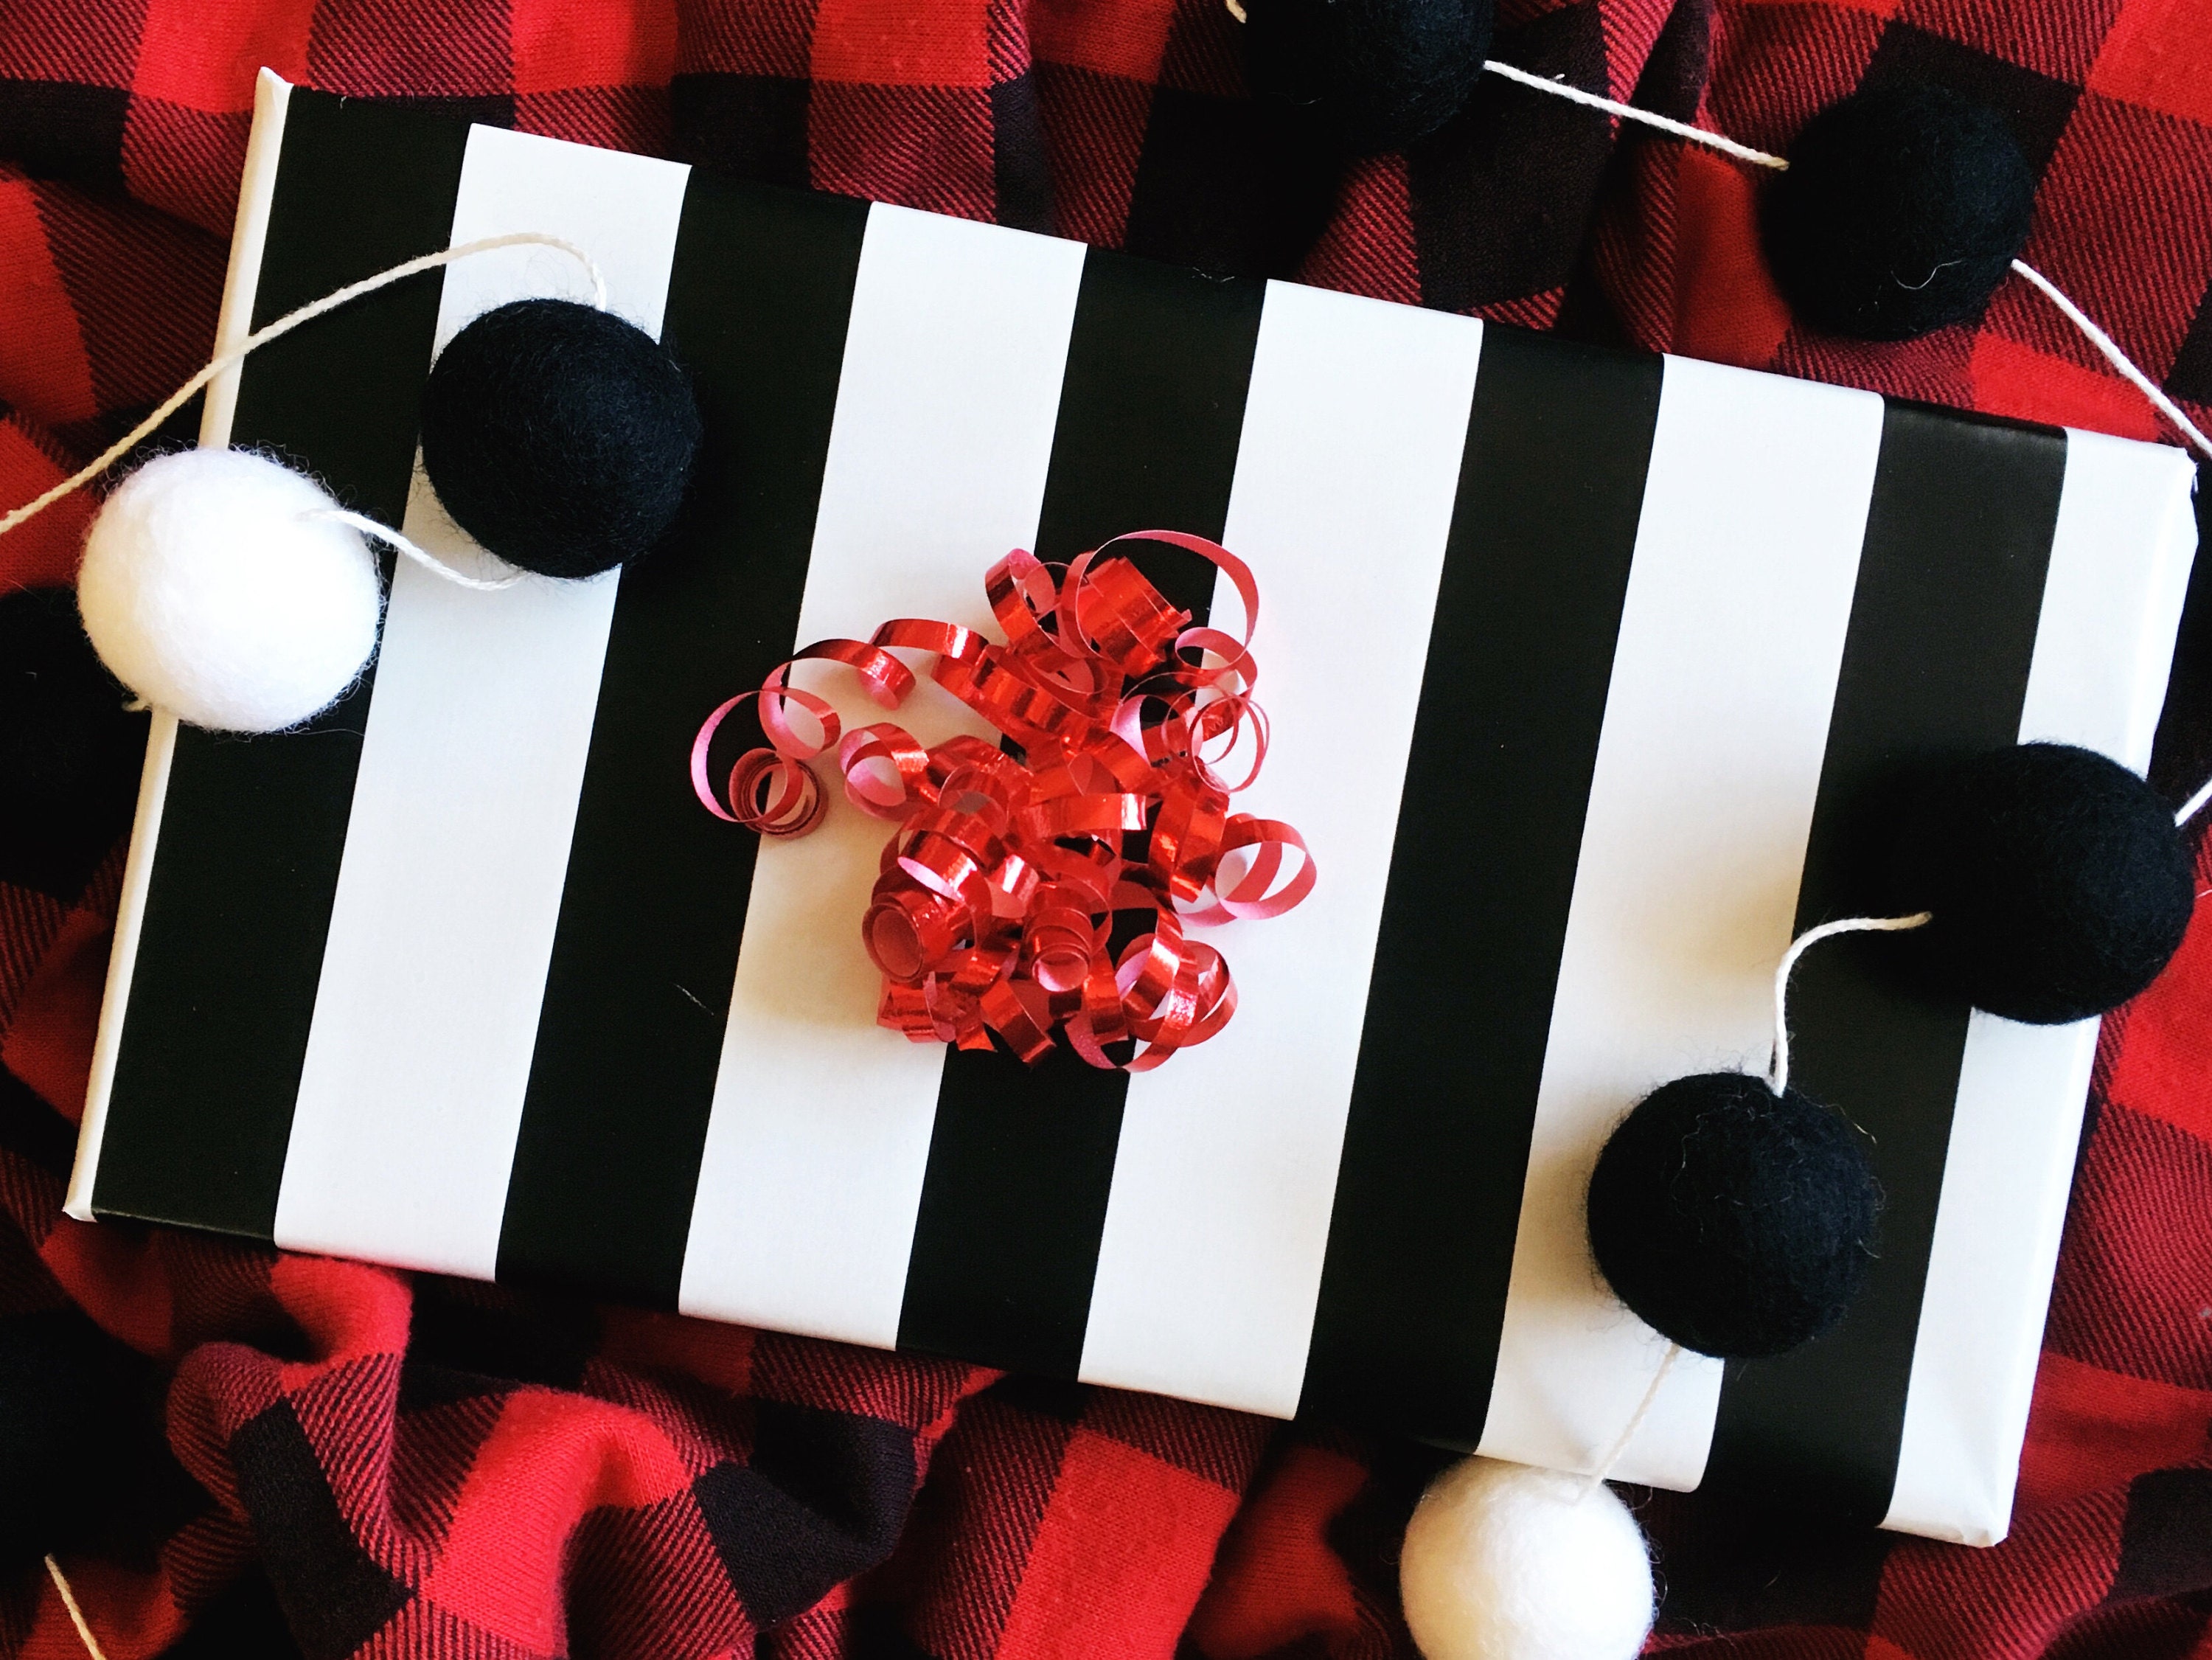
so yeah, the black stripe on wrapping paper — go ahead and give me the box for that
[1703,405,2066,1524]
[1299,327,1663,1445]
[493,181,869,1306]
[894,251,1266,1377]
[91,91,466,1237]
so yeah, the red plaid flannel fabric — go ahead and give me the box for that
[0,1,2208,1656]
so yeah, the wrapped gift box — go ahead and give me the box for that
[68,71,2199,1546]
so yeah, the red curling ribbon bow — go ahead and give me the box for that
[690,532,1315,1071]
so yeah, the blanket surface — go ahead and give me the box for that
[0,1,2209,1656]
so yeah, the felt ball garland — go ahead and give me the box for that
[0,232,707,735]
[1400,1457,1655,1660]
[1520,741,2197,1660]
[1587,1070,1880,1358]
[1455,794,2190,1660]
[1761,83,2036,341]
[1886,742,2195,1024]
[1240,0,1495,156]
[1218,7,2212,459]
[1582,740,2197,1378]
[1586,909,1926,1365]
[418,296,701,579]
[77,448,386,734]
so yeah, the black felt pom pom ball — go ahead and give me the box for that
[0,587,147,895]
[1761,82,2035,341]
[419,298,702,580]
[1888,742,2194,1024]
[1587,1072,1881,1359]
[1242,0,1495,156]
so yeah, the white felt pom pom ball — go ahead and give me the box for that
[1399,1456,1655,1660]
[77,448,382,734]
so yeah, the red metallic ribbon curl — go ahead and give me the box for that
[691,531,1315,1071]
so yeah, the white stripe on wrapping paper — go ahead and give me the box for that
[1077,283,1482,1417]
[1478,356,1886,1490]
[273,127,692,1277]
[66,69,295,1223]
[2014,431,2199,772]
[1885,430,2199,1546]
[678,204,1086,1347]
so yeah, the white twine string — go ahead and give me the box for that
[2174,772,2212,829]
[2008,259,2212,462]
[0,232,607,544]
[1581,1339,1683,1496]
[45,1556,108,1660]
[1481,60,1790,170]
[1769,912,1933,1095]
[303,507,522,592]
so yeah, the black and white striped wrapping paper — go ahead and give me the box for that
[66,72,2200,1546]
